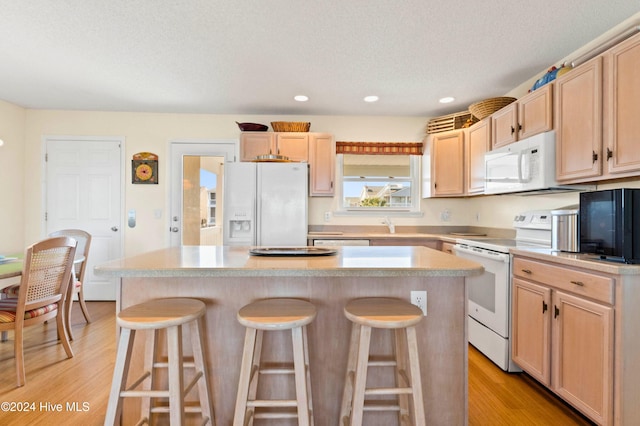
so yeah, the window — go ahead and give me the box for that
[336,153,421,214]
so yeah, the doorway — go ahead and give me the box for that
[45,136,124,300]
[169,141,237,247]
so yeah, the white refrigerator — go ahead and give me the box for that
[223,162,309,246]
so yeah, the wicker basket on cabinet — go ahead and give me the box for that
[270,121,311,132]
[468,97,517,120]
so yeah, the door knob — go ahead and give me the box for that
[111,226,119,232]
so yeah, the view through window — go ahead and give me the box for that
[340,154,419,211]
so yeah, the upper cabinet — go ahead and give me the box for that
[239,131,335,197]
[427,129,466,197]
[308,133,335,196]
[423,120,489,198]
[556,32,640,183]
[239,132,309,162]
[491,84,553,149]
[605,32,640,176]
[554,57,603,182]
[466,118,491,195]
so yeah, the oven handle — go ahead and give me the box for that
[453,245,510,263]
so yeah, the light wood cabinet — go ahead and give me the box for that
[512,256,614,425]
[466,118,490,194]
[552,291,613,424]
[308,133,335,196]
[423,123,488,197]
[239,132,276,161]
[604,33,640,176]
[369,238,439,249]
[556,32,640,183]
[425,129,466,197]
[491,84,553,149]
[440,241,455,254]
[240,131,334,197]
[239,132,309,162]
[554,56,603,181]
[512,278,551,385]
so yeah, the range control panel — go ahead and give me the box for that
[513,210,552,230]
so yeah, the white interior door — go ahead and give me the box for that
[169,140,237,247]
[45,136,123,300]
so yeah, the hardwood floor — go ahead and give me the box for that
[468,344,594,426]
[0,301,595,425]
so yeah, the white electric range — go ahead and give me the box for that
[454,211,552,372]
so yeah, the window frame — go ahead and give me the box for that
[334,153,422,216]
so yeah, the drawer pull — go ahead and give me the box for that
[570,280,584,286]
[521,269,532,274]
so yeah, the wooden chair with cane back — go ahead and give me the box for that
[0,236,77,386]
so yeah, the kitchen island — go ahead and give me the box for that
[95,245,483,425]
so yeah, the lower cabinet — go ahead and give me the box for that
[368,238,439,249]
[441,241,455,254]
[512,256,614,425]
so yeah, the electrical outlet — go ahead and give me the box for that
[411,290,427,316]
[324,211,331,222]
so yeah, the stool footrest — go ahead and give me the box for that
[151,405,205,414]
[248,399,298,408]
[368,360,397,367]
[254,412,300,419]
[259,367,295,375]
[154,360,196,369]
[363,400,401,411]
[121,389,169,398]
[365,387,414,396]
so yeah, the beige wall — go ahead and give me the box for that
[0,100,26,254]
[18,110,429,256]
[3,12,640,255]
[12,105,640,259]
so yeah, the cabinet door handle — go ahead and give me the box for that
[592,151,598,163]
[570,280,584,286]
[554,305,560,319]
[607,148,613,160]
[542,300,548,313]
[510,126,515,135]
[518,123,523,133]
[521,269,532,274]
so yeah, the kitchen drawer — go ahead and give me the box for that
[513,257,614,305]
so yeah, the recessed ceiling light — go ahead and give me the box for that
[439,96,455,104]
[294,95,309,102]
[364,95,379,103]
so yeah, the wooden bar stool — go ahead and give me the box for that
[340,297,426,426]
[104,298,214,426]
[234,298,316,426]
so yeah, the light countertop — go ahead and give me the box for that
[95,245,484,278]
[511,247,640,276]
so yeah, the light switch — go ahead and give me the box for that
[128,209,136,228]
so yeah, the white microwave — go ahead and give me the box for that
[484,131,590,195]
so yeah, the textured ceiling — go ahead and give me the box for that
[0,1,639,117]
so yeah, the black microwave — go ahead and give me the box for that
[579,188,640,264]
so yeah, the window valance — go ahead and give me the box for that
[335,141,423,155]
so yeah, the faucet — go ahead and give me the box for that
[382,216,395,234]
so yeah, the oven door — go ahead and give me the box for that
[453,244,511,337]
